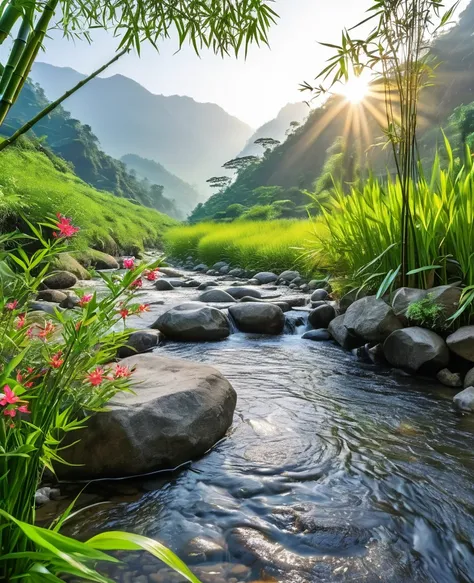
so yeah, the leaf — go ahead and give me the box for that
[406,265,441,275]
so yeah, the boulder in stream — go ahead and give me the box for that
[118,329,161,358]
[383,327,449,373]
[447,326,474,362]
[328,315,363,350]
[453,387,474,412]
[344,296,402,342]
[225,287,262,300]
[254,272,278,284]
[152,302,230,341]
[155,279,175,291]
[198,289,236,303]
[57,354,237,479]
[308,304,335,329]
[229,303,285,335]
[43,270,77,290]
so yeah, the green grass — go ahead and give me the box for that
[0,142,178,254]
[164,220,321,275]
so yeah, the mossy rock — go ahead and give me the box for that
[51,253,91,281]
[75,249,119,270]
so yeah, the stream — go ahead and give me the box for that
[53,273,474,583]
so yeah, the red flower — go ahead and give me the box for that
[123,257,135,269]
[6,299,18,311]
[3,408,16,418]
[130,278,142,289]
[53,214,80,239]
[114,364,132,379]
[49,351,64,369]
[38,321,55,340]
[86,368,104,386]
[15,314,26,329]
[138,304,150,313]
[0,385,19,407]
[118,308,129,320]
[78,294,93,307]
[18,405,30,414]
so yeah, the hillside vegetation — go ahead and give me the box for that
[0,139,177,254]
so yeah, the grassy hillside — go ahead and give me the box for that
[164,220,324,275]
[0,139,178,255]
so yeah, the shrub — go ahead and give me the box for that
[406,295,446,331]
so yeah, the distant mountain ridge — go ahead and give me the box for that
[239,102,309,157]
[121,154,200,216]
[30,63,254,194]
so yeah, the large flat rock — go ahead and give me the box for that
[57,354,236,480]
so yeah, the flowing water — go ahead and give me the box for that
[58,275,474,583]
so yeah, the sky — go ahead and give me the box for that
[36,0,376,128]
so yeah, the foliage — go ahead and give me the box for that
[2,81,181,216]
[0,217,202,583]
[165,220,319,275]
[406,295,446,330]
[0,140,177,254]
[222,155,260,172]
[304,143,474,317]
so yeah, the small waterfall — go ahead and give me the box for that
[284,311,309,335]
[227,311,239,334]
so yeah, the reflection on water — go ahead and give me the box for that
[60,330,474,583]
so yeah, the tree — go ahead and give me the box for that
[0,1,278,140]
[206,176,232,190]
[254,137,281,152]
[286,120,300,136]
[305,0,459,288]
[222,155,260,172]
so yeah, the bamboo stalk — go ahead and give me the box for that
[0,9,33,96]
[0,1,22,45]
[0,0,58,127]
[0,48,128,152]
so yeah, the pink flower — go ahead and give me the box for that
[118,308,129,320]
[15,314,26,329]
[86,368,104,387]
[6,299,18,311]
[0,386,19,407]
[114,364,132,379]
[49,351,64,369]
[53,214,80,239]
[130,278,142,289]
[78,294,93,307]
[138,304,150,313]
[123,257,135,269]
[18,405,30,414]
[3,408,16,418]
[38,321,55,340]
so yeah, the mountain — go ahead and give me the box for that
[190,0,474,222]
[3,80,183,219]
[239,102,309,157]
[30,63,254,193]
[121,154,200,216]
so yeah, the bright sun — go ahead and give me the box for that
[338,76,370,104]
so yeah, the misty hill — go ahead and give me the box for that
[2,80,182,219]
[30,63,254,192]
[239,102,309,157]
[121,154,200,216]
[190,0,474,222]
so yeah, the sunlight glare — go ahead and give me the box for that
[338,76,370,104]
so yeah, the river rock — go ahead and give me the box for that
[464,367,474,388]
[43,270,77,290]
[226,287,261,300]
[219,265,230,274]
[159,267,184,278]
[311,289,329,302]
[152,303,230,341]
[339,290,366,313]
[302,329,331,341]
[454,387,474,412]
[228,267,246,278]
[59,292,80,309]
[447,326,474,362]
[383,327,449,373]
[57,354,237,479]
[229,303,285,335]
[328,315,363,350]
[36,289,67,303]
[392,287,427,319]
[89,251,119,270]
[254,272,278,284]
[51,252,91,280]
[238,297,291,312]
[118,330,161,358]
[436,368,462,387]
[368,343,387,365]
[28,301,58,315]
[344,296,403,342]
[155,279,175,291]
[212,261,228,271]
[198,289,236,303]
[308,304,336,329]
[278,270,300,282]
[183,536,227,564]
[428,285,462,319]
[194,263,208,272]
[181,279,200,288]
[308,279,332,292]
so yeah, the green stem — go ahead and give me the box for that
[0,2,22,46]
[0,9,33,97]
[0,48,128,152]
